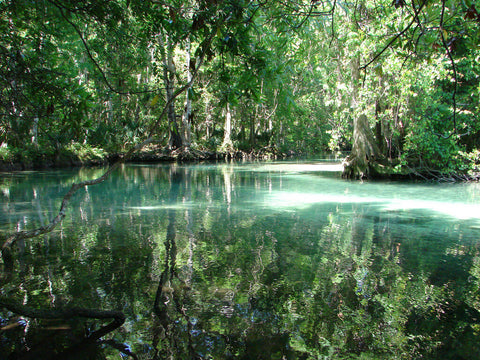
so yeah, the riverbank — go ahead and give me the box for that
[2,144,478,182]
[0,144,290,172]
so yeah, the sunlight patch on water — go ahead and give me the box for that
[186,161,344,174]
[128,203,195,211]
[263,192,364,207]
[382,199,480,220]
[254,163,344,173]
[263,191,480,220]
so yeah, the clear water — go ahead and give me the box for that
[1,160,480,359]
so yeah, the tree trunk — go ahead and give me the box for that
[342,114,380,179]
[31,116,39,147]
[222,103,233,149]
[181,38,192,148]
[159,33,182,149]
[249,112,255,147]
[342,57,381,179]
[204,98,212,140]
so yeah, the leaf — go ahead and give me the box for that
[150,94,160,107]
[374,64,383,77]
[442,29,448,41]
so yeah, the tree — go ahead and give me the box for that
[341,0,480,178]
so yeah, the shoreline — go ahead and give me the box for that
[0,146,290,172]
[1,148,478,182]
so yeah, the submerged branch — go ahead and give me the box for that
[1,162,121,277]
[0,296,125,341]
[1,27,217,279]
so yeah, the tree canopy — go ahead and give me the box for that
[1,0,479,178]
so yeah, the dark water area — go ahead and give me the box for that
[1,160,480,359]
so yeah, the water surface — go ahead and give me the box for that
[1,160,480,359]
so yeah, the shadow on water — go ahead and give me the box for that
[1,161,480,359]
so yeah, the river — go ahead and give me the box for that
[1,159,480,359]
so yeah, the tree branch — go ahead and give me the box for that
[439,0,457,133]
[50,0,157,96]
[147,29,216,138]
[360,0,428,70]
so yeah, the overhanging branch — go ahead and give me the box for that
[49,0,157,96]
[439,0,457,133]
[359,0,428,70]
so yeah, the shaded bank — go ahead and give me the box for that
[0,145,291,172]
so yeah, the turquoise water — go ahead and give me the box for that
[1,160,480,359]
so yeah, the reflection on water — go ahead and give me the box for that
[1,160,480,359]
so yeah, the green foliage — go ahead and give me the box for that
[0,0,478,174]
[10,143,57,165]
[0,146,14,162]
[455,149,480,175]
[403,115,459,170]
[64,142,107,162]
